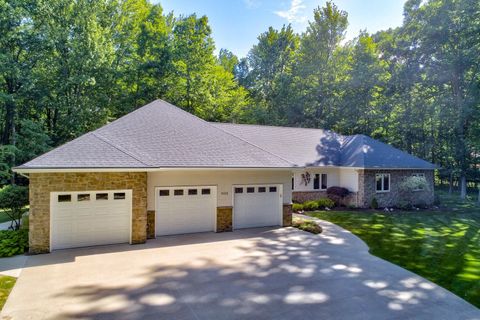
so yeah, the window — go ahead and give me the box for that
[247,187,255,193]
[174,189,184,196]
[201,188,211,195]
[269,186,277,192]
[412,173,426,191]
[159,190,169,196]
[376,174,390,192]
[114,192,125,200]
[321,174,328,190]
[258,187,266,193]
[96,193,108,200]
[77,194,90,202]
[188,189,198,195]
[58,194,71,202]
[234,187,243,194]
[314,174,328,190]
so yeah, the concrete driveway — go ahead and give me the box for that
[2,220,479,320]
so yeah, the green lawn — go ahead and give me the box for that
[0,275,16,311]
[308,191,480,308]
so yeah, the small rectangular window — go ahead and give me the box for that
[77,194,90,202]
[96,193,108,200]
[247,187,255,193]
[58,194,71,202]
[258,187,266,193]
[375,174,390,192]
[188,189,198,195]
[201,188,211,195]
[174,189,184,196]
[321,174,328,190]
[269,186,277,192]
[114,192,125,200]
[313,174,320,190]
[235,187,243,194]
[159,190,170,196]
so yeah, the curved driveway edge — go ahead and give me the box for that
[2,222,480,319]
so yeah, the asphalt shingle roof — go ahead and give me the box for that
[17,99,436,170]
[212,123,436,169]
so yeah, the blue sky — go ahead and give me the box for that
[160,0,407,58]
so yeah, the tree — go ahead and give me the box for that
[217,49,239,75]
[0,185,28,230]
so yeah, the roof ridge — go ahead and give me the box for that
[92,132,153,167]
[212,122,329,132]
[159,100,295,166]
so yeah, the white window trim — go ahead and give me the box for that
[412,173,426,191]
[375,173,391,193]
[313,173,328,191]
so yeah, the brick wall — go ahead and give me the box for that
[358,169,434,208]
[29,172,147,253]
[283,204,292,226]
[216,207,233,232]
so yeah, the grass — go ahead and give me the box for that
[0,275,16,311]
[292,218,323,234]
[307,190,480,308]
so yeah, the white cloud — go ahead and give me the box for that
[274,0,307,23]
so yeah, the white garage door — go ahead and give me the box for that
[156,186,216,236]
[50,190,131,250]
[233,184,282,229]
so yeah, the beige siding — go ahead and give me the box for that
[147,170,292,210]
[293,168,358,192]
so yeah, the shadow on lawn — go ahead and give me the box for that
[47,227,477,320]
[310,209,480,308]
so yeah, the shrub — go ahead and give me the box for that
[397,200,412,210]
[316,198,335,209]
[433,194,441,206]
[326,186,350,205]
[0,229,28,257]
[371,198,379,209]
[292,219,322,234]
[303,201,319,211]
[0,185,29,230]
[292,203,304,212]
[21,214,29,230]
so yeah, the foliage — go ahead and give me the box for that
[316,198,335,209]
[370,198,379,209]
[0,229,28,257]
[303,201,319,211]
[398,176,430,206]
[308,190,480,308]
[292,218,322,234]
[326,186,350,205]
[292,203,304,212]
[0,275,16,311]
[0,185,28,229]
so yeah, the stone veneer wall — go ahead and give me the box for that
[283,204,292,226]
[147,210,155,239]
[292,191,327,203]
[29,172,147,253]
[216,207,233,232]
[357,169,434,208]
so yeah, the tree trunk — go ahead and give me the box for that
[460,174,467,199]
[449,172,453,194]
[1,99,15,145]
[477,182,480,205]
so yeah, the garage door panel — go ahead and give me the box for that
[234,185,282,229]
[51,190,131,250]
[156,186,216,236]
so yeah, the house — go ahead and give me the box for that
[14,100,435,253]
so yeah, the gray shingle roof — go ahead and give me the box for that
[17,99,436,170]
[212,123,436,169]
[18,100,293,169]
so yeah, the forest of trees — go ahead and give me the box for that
[1,0,479,198]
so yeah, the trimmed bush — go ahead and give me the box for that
[371,198,379,209]
[0,229,28,257]
[317,198,335,209]
[303,201,319,211]
[292,219,322,234]
[326,186,350,205]
[292,203,304,212]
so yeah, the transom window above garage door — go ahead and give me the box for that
[234,185,279,194]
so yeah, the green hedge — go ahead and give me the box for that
[292,198,336,212]
[0,229,28,257]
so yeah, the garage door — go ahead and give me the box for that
[50,190,131,250]
[156,186,216,236]
[233,184,282,229]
